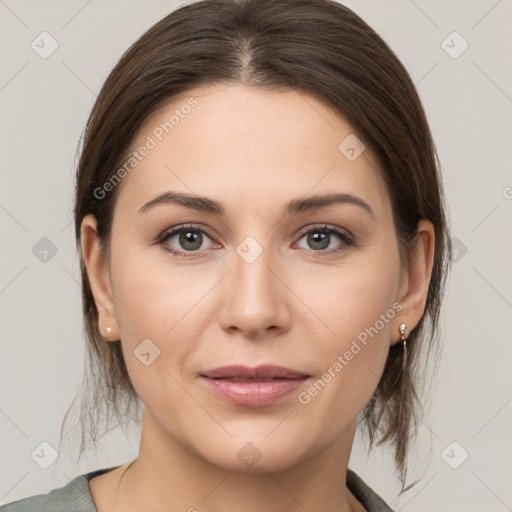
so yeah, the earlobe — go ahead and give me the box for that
[80,214,120,341]
[391,219,435,345]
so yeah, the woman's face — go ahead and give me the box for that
[85,84,418,472]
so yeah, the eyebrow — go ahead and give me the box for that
[138,191,374,218]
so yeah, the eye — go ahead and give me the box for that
[158,224,217,257]
[294,224,353,255]
[157,223,354,258]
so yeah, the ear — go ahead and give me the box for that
[392,219,435,345]
[80,214,120,341]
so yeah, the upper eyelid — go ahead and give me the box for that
[160,224,216,241]
[296,224,352,239]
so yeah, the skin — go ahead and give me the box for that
[81,84,435,512]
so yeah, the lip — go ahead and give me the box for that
[200,365,311,407]
[201,365,309,380]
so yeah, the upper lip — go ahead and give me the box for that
[200,365,310,380]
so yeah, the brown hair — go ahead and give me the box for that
[62,0,452,491]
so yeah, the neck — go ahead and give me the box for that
[114,409,359,512]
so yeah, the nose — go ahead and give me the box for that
[216,244,291,339]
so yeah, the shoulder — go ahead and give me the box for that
[0,468,115,512]
[347,469,395,512]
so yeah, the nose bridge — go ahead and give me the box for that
[233,234,279,308]
[218,234,288,336]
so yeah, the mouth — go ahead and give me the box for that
[199,365,311,406]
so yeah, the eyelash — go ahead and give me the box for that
[157,223,354,258]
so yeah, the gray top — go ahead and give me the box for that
[0,467,394,511]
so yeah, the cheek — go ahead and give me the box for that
[108,242,215,404]
[110,239,210,340]
[301,245,400,342]
[296,251,401,425]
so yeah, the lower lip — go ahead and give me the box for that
[200,376,309,406]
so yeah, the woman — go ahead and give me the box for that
[2,0,451,510]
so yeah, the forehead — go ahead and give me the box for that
[115,84,389,217]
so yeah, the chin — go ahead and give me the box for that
[192,432,311,474]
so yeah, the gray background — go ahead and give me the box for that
[1,1,511,510]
